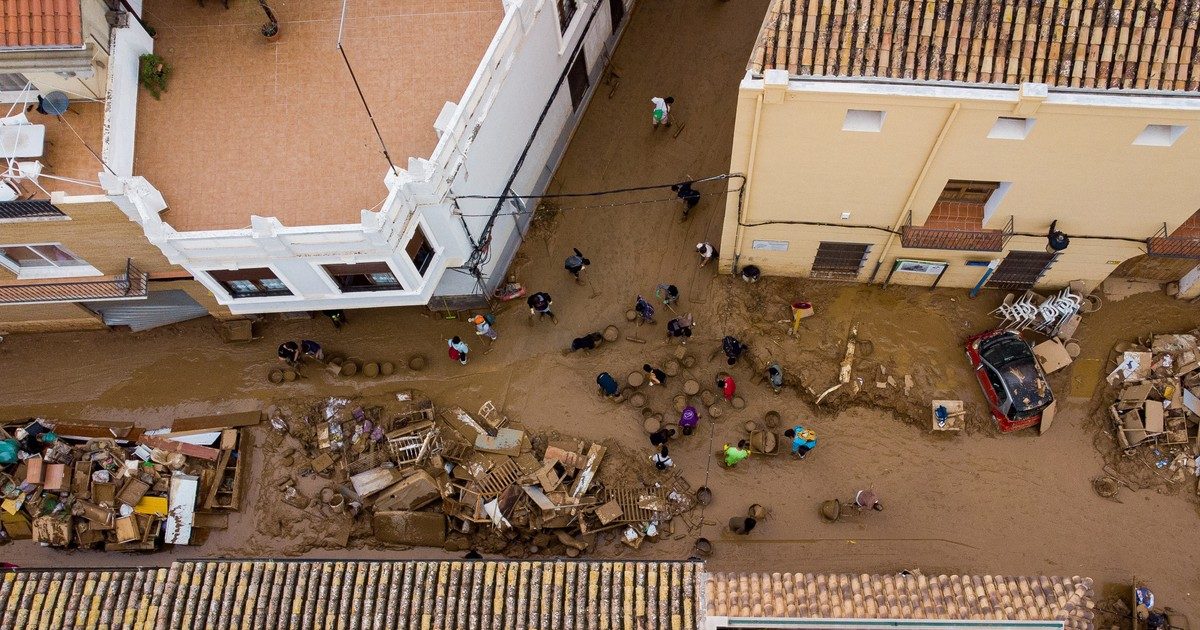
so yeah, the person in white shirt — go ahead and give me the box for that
[650,96,674,126]
[650,445,673,470]
[695,242,717,267]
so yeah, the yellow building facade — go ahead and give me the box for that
[0,195,229,333]
[721,0,1200,294]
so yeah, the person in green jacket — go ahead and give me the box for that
[721,440,751,467]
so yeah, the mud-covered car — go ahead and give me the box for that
[965,329,1054,432]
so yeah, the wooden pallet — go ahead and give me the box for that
[603,486,667,524]
[203,431,243,510]
[474,459,520,498]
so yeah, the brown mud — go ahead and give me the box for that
[0,0,1197,619]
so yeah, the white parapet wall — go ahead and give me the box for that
[107,0,632,314]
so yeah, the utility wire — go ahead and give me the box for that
[336,1,397,176]
[453,190,732,216]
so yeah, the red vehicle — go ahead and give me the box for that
[965,329,1054,432]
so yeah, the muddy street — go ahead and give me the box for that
[1,0,1198,622]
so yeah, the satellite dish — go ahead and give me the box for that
[37,91,70,116]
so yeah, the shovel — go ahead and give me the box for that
[626,319,647,344]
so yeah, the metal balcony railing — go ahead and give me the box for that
[1146,223,1200,259]
[899,211,1012,252]
[0,259,148,304]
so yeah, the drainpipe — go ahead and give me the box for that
[868,102,961,283]
[731,70,786,271]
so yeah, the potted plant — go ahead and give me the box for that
[259,0,279,40]
[138,53,170,99]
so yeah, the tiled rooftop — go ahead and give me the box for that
[706,572,1096,628]
[0,0,82,48]
[134,0,504,231]
[1,560,702,629]
[751,0,1200,92]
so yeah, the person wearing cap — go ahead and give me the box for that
[472,314,498,345]
[854,490,883,511]
[696,242,717,267]
[784,425,817,459]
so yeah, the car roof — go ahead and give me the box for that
[980,333,1053,412]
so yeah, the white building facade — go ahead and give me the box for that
[110,0,633,314]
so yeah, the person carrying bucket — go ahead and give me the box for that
[784,425,817,459]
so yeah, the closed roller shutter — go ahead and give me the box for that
[811,242,871,280]
[84,290,208,332]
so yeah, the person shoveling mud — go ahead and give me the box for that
[472,314,498,350]
[671,182,700,221]
[564,248,590,283]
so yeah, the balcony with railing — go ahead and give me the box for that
[1146,218,1200,259]
[0,259,148,305]
[899,204,1012,252]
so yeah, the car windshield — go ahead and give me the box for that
[980,335,1033,368]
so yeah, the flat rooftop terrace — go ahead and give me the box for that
[135,0,504,231]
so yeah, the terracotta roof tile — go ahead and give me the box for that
[0,563,1100,628]
[0,0,82,48]
[706,572,1097,628]
[752,0,1200,91]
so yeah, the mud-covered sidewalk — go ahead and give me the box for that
[1,0,1197,619]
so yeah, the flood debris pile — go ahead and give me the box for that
[0,412,254,550]
[266,392,697,557]
[1103,332,1200,493]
